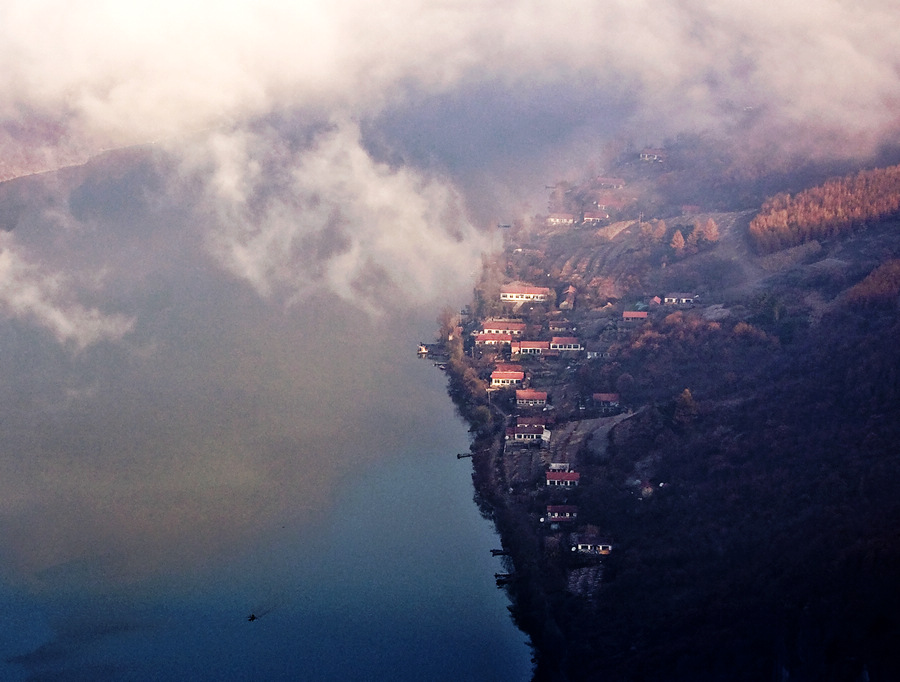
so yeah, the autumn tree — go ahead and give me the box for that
[670,229,685,254]
[701,218,719,243]
[437,306,458,343]
[674,388,698,425]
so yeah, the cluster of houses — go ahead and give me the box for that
[544,174,636,228]
[464,279,707,565]
[619,292,699,324]
[474,282,638,560]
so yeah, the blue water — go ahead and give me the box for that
[0,153,531,681]
[0,358,532,682]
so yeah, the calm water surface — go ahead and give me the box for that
[1,356,532,681]
[0,155,531,681]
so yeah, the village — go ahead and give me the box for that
[426,145,900,681]
[427,273,703,598]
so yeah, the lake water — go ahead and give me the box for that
[0,347,533,681]
[0,153,532,681]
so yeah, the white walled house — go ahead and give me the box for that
[500,284,552,303]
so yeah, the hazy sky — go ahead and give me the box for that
[0,0,894,340]
[0,0,898,668]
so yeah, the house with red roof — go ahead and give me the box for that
[622,311,648,322]
[474,332,513,346]
[491,369,525,388]
[516,389,548,406]
[481,320,527,335]
[594,193,629,211]
[546,471,580,487]
[593,393,620,408]
[517,415,546,428]
[500,283,552,303]
[511,340,551,356]
[550,336,583,351]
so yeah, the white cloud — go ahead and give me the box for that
[0,234,134,349]
[0,0,896,161]
[191,120,487,310]
[0,0,896,313]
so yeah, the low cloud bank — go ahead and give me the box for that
[0,234,134,349]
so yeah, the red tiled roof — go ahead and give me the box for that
[475,332,513,343]
[482,321,527,333]
[546,471,580,482]
[517,340,550,348]
[501,284,551,295]
[593,393,620,402]
[491,371,525,380]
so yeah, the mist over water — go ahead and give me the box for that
[0,152,530,679]
[1,2,897,677]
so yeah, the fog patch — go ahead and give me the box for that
[181,120,487,311]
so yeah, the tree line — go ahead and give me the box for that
[749,164,900,252]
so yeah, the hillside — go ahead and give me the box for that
[443,169,900,681]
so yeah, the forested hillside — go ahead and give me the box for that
[750,165,900,252]
[445,163,900,681]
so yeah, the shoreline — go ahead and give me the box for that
[437,335,569,682]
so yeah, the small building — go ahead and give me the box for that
[664,293,698,305]
[582,211,609,224]
[506,425,545,442]
[481,321,527,335]
[550,336,583,351]
[545,505,578,521]
[593,393,620,410]
[516,389,548,406]
[546,471,580,487]
[517,415,547,428]
[500,284,552,303]
[548,319,574,333]
[594,194,628,212]
[548,462,570,472]
[571,535,613,555]
[639,148,666,162]
[622,311,648,322]
[546,213,576,226]
[585,341,613,360]
[595,177,626,189]
[491,370,525,388]
[511,340,551,356]
[475,332,513,346]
